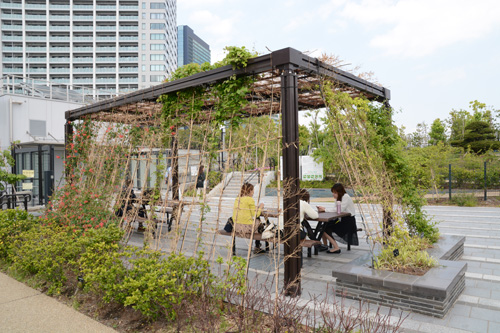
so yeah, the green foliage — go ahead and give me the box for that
[0,148,26,191]
[450,193,477,207]
[207,171,221,190]
[374,223,437,273]
[429,118,447,145]
[0,209,39,261]
[9,223,123,294]
[451,120,500,154]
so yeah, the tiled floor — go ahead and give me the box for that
[127,198,500,333]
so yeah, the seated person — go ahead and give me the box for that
[115,185,147,231]
[232,183,265,254]
[273,189,318,241]
[317,183,358,254]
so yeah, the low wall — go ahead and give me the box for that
[332,235,466,318]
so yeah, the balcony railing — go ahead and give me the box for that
[96,78,116,83]
[3,47,23,52]
[27,57,48,63]
[96,26,116,31]
[73,68,93,73]
[49,36,69,41]
[73,58,93,63]
[25,15,47,20]
[26,36,47,41]
[73,78,93,84]
[119,57,138,62]
[26,47,47,52]
[119,78,138,83]
[96,57,116,62]
[73,16,93,20]
[2,14,22,19]
[119,26,138,31]
[49,4,70,9]
[73,47,93,52]
[119,36,138,41]
[2,24,22,30]
[49,57,69,62]
[96,67,116,72]
[28,68,47,73]
[96,36,116,41]
[3,68,23,73]
[119,5,138,10]
[2,57,23,63]
[50,47,70,52]
[73,37,93,41]
[119,47,138,51]
[96,47,116,52]
[119,16,138,20]
[2,36,22,41]
[49,68,70,73]
[119,67,138,72]
[96,16,116,20]
[0,2,22,8]
[49,15,70,20]
[73,26,93,31]
[50,25,70,31]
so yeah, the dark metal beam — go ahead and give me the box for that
[65,48,390,122]
[280,65,301,296]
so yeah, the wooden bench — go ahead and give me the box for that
[216,230,322,258]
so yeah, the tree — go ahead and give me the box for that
[298,124,311,155]
[451,120,500,154]
[428,118,447,145]
[0,148,26,193]
[407,122,429,147]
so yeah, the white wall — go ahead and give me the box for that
[0,94,83,151]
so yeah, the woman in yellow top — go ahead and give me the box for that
[232,182,265,253]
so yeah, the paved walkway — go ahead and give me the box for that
[0,272,116,332]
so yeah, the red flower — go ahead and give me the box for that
[56,155,60,159]
[170,125,175,130]
[171,132,176,136]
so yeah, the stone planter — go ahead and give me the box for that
[332,235,466,318]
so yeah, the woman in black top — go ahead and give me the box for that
[196,166,205,196]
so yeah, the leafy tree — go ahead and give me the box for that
[407,122,429,147]
[451,120,500,154]
[428,118,447,145]
[447,109,472,142]
[0,148,26,193]
[298,124,311,155]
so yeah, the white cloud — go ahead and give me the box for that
[340,0,500,57]
[418,67,467,87]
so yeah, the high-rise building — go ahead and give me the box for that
[177,25,210,67]
[0,0,177,94]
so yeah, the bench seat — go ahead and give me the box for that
[216,230,322,257]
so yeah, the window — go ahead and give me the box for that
[150,54,165,61]
[142,13,146,19]
[150,75,165,82]
[141,44,146,51]
[142,23,146,30]
[150,13,166,19]
[142,75,145,82]
[142,2,146,9]
[141,33,146,40]
[150,64,165,71]
[150,2,166,9]
[150,23,166,29]
[150,44,166,50]
[142,65,146,71]
[150,33,165,40]
[141,54,146,61]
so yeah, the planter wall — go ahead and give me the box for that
[332,235,466,318]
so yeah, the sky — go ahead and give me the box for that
[177,0,500,133]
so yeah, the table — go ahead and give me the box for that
[310,212,359,251]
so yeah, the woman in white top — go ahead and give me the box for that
[317,183,358,254]
[274,189,318,240]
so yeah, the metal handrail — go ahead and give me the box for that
[0,192,32,211]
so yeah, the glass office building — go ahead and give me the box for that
[177,25,210,67]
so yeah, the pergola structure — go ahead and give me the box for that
[65,47,391,295]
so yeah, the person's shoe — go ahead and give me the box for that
[253,248,266,254]
[327,249,341,254]
[318,244,329,252]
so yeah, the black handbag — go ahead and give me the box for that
[224,217,234,233]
